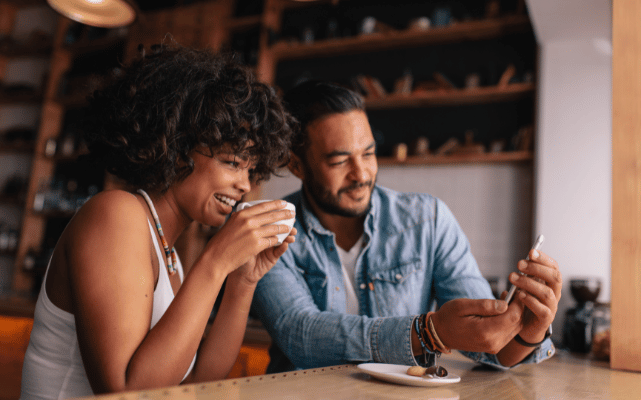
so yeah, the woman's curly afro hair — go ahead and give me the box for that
[83,42,296,193]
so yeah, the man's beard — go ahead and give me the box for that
[303,165,375,218]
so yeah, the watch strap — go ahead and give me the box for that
[515,326,552,347]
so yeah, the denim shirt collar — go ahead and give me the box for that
[294,185,380,242]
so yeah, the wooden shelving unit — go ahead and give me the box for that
[8,16,130,298]
[364,82,535,109]
[255,0,537,158]
[269,15,531,61]
[377,150,532,166]
[0,0,52,315]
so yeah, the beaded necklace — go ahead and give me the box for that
[137,189,177,275]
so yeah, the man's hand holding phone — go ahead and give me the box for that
[505,235,563,346]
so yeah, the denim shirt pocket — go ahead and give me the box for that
[367,259,425,316]
[299,267,328,310]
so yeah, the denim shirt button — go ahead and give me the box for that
[359,283,366,290]
[335,286,340,291]
[395,274,402,280]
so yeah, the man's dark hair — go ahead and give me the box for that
[83,42,295,193]
[283,80,364,160]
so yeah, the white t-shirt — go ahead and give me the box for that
[337,235,365,315]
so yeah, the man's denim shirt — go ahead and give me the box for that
[252,185,555,373]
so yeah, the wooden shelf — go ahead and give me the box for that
[0,294,36,318]
[43,150,89,163]
[279,0,343,11]
[0,43,52,59]
[365,82,535,109]
[377,151,533,166]
[0,93,43,105]
[0,141,35,154]
[64,36,127,57]
[0,249,17,257]
[2,0,46,6]
[227,15,262,32]
[31,209,75,219]
[270,15,531,61]
[0,194,25,205]
[55,93,89,108]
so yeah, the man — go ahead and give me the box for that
[252,80,562,373]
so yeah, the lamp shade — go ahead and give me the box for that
[47,0,136,28]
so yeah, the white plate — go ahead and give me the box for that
[357,363,461,387]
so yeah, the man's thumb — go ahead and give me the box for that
[472,299,508,316]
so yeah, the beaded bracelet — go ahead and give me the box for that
[418,314,435,352]
[414,316,436,354]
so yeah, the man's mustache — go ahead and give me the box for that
[338,181,373,195]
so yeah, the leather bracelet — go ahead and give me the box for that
[515,327,552,347]
[427,314,451,354]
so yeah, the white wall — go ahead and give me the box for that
[527,0,612,339]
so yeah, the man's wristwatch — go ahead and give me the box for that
[515,326,552,347]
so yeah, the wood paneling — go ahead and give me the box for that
[611,0,641,372]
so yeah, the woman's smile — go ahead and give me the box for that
[214,193,238,208]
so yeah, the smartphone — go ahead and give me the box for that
[504,234,545,303]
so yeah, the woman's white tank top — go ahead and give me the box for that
[20,220,195,400]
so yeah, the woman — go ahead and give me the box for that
[20,43,296,399]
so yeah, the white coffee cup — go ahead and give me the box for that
[236,200,296,246]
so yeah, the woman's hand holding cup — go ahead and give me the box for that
[203,199,295,278]
[236,199,296,246]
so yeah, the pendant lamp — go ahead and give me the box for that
[47,0,137,28]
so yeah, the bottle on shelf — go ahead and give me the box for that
[0,222,19,254]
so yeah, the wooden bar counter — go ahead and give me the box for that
[77,350,640,400]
